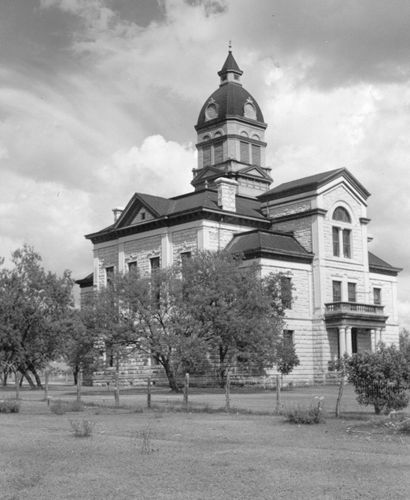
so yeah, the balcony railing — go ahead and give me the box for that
[325,302,384,315]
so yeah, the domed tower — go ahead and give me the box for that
[193,48,272,197]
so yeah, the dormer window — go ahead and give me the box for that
[332,206,352,259]
[244,99,256,120]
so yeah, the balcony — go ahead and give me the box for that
[324,301,387,328]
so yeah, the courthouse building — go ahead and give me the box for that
[77,50,401,384]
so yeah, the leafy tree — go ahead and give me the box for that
[276,334,300,378]
[179,251,286,386]
[347,343,410,414]
[0,246,74,388]
[399,328,410,364]
[118,266,208,392]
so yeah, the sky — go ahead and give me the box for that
[1,0,410,325]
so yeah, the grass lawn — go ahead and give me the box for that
[0,391,409,499]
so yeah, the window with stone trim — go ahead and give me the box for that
[105,266,114,287]
[251,144,261,166]
[332,280,342,302]
[348,282,357,303]
[214,141,223,164]
[203,145,211,166]
[373,287,382,305]
[240,141,250,163]
[150,257,160,272]
[332,206,352,259]
[128,261,137,273]
[280,276,292,309]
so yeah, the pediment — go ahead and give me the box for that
[237,165,272,181]
[115,194,160,228]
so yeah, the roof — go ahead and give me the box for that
[75,273,94,288]
[368,252,401,276]
[218,50,243,77]
[196,83,265,129]
[258,168,370,201]
[86,189,268,242]
[225,230,313,263]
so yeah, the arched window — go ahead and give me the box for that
[332,206,352,258]
[333,206,351,223]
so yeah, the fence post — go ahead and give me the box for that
[44,368,49,403]
[77,367,83,402]
[114,355,120,408]
[14,370,20,401]
[147,377,151,409]
[183,373,189,411]
[225,371,231,412]
[275,374,281,414]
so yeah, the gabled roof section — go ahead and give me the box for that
[225,229,313,263]
[258,168,370,201]
[85,189,269,242]
[115,193,173,228]
[368,252,402,276]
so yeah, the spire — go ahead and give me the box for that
[218,44,243,85]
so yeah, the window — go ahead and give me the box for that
[251,144,261,166]
[333,207,351,223]
[150,257,160,272]
[203,145,211,166]
[280,276,292,309]
[332,281,342,302]
[105,266,114,287]
[283,330,294,344]
[342,229,351,258]
[141,212,146,221]
[332,206,352,259]
[332,227,340,257]
[373,287,382,305]
[180,251,192,262]
[348,282,356,303]
[240,141,250,163]
[214,142,223,164]
[128,261,137,273]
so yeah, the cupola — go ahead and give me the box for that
[192,47,272,198]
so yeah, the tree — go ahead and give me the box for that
[179,251,287,386]
[118,266,208,392]
[399,328,410,364]
[276,334,300,378]
[347,343,410,415]
[0,246,74,388]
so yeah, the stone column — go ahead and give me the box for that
[345,327,352,356]
[339,327,346,357]
[370,329,376,352]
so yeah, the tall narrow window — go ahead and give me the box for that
[105,266,114,287]
[280,276,292,309]
[150,257,160,272]
[214,142,223,164]
[251,144,261,166]
[332,227,340,257]
[332,281,342,302]
[240,141,250,163]
[203,145,211,166]
[343,229,351,258]
[348,282,356,303]
[373,287,382,305]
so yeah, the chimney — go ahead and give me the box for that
[215,177,238,212]
[112,207,123,222]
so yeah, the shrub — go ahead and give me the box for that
[0,399,20,413]
[284,397,325,424]
[70,419,94,438]
[347,344,410,415]
[50,399,84,415]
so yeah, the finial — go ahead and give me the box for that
[228,40,232,52]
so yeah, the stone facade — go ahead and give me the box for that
[78,50,401,386]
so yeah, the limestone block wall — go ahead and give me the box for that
[124,235,162,275]
[171,227,198,262]
[95,245,118,287]
[273,216,313,252]
[325,267,368,304]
